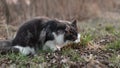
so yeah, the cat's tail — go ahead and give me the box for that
[0,40,19,54]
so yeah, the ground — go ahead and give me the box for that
[0,18,120,68]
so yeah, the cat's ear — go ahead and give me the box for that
[71,20,77,28]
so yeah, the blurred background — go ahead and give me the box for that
[0,0,120,39]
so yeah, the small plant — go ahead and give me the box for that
[5,53,29,63]
[109,55,120,68]
[0,52,47,68]
[31,55,46,63]
[62,48,84,62]
[106,39,120,51]
[80,33,93,46]
[105,25,115,33]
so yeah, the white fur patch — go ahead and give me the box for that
[43,40,67,51]
[43,32,65,51]
[74,34,81,43]
[14,45,35,55]
[52,32,64,45]
[43,40,57,51]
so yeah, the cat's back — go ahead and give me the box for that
[16,17,51,34]
[12,17,50,46]
[21,17,50,28]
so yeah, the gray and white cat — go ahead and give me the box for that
[1,17,80,55]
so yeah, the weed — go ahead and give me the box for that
[105,25,115,33]
[4,53,29,63]
[106,39,120,51]
[109,54,120,68]
[31,55,46,63]
[0,52,46,68]
[62,48,84,62]
[80,33,93,46]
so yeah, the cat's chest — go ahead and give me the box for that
[43,32,65,51]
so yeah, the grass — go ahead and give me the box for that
[106,39,120,51]
[105,25,115,33]
[0,18,120,67]
[80,33,93,46]
[0,52,46,68]
[62,48,84,62]
[109,54,120,68]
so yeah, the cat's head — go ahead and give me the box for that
[64,20,78,41]
[52,19,79,44]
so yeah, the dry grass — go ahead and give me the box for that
[0,0,118,25]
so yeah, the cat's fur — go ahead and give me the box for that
[1,17,80,55]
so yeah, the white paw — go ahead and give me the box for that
[56,45,61,51]
[14,45,35,55]
[43,44,58,51]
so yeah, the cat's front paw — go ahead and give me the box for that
[14,45,35,56]
[43,45,57,51]
[56,45,62,51]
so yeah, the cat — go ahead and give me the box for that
[1,17,80,55]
